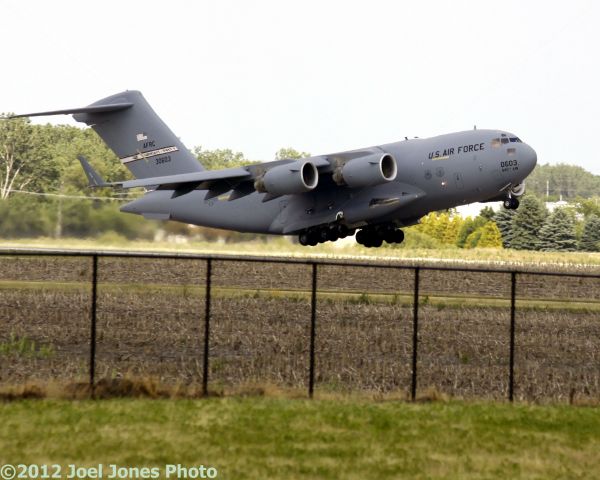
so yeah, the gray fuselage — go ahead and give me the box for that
[122,129,537,234]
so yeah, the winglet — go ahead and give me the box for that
[78,156,109,187]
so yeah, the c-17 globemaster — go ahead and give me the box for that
[8,90,537,247]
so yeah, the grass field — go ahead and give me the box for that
[1,397,599,479]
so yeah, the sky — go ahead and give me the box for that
[1,0,599,174]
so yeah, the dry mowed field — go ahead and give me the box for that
[1,255,599,402]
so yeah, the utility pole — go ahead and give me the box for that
[55,181,63,238]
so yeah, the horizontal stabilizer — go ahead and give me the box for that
[8,103,133,119]
[78,156,109,187]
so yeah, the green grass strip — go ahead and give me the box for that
[1,398,599,479]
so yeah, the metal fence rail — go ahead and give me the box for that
[1,248,600,401]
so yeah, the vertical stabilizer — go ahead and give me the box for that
[72,90,204,179]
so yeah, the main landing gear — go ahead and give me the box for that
[503,197,520,210]
[355,224,404,248]
[298,223,405,248]
[298,224,354,246]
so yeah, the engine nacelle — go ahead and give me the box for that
[333,153,397,188]
[511,183,526,197]
[255,160,318,195]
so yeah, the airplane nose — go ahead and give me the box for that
[522,143,537,175]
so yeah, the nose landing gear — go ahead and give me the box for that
[503,197,520,210]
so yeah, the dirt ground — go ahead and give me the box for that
[1,255,599,402]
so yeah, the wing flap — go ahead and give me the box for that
[117,167,251,190]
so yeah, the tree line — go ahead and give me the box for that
[494,196,600,252]
[525,163,600,200]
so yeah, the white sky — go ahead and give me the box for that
[1,0,599,174]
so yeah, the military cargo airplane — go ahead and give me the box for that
[8,91,537,247]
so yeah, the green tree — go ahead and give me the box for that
[525,163,600,200]
[415,212,437,238]
[0,195,53,237]
[275,148,311,160]
[456,215,487,248]
[476,221,503,248]
[193,146,250,170]
[464,228,482,249]
[433,212,450,242]
[0,118,55,199]
[479,206,495,220]
[578,214,600,252]
[574,197,600,218]
[510,195,547,250]
[494,207,516,248]
[538,208,577,252]
[38,125,129,237]
[442,215,463,245]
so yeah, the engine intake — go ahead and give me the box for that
[255,160,318,196]
[333,153,397,188]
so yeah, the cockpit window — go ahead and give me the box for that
[493,135,522,147]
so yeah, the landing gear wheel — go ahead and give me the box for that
[299,232,309,246]
[382,228,396,244]
[392,229,405,244]
[356,229,367,245]
[503,197,520,210]
[326,226,339,242]
[336,224,349,239]
[318,229,329,243]
[307,230,319,246]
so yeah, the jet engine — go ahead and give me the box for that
[333,153,397,188]
[510,182,526,197]
[255,160,319,195]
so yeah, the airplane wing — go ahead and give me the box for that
[79,147,393,201]
[78,155,253,198]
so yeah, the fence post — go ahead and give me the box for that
[308,263,318,398]
[89,254,98,398]
[411,267,420,402]
[509,271,517,402]
[202,258,212,396]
